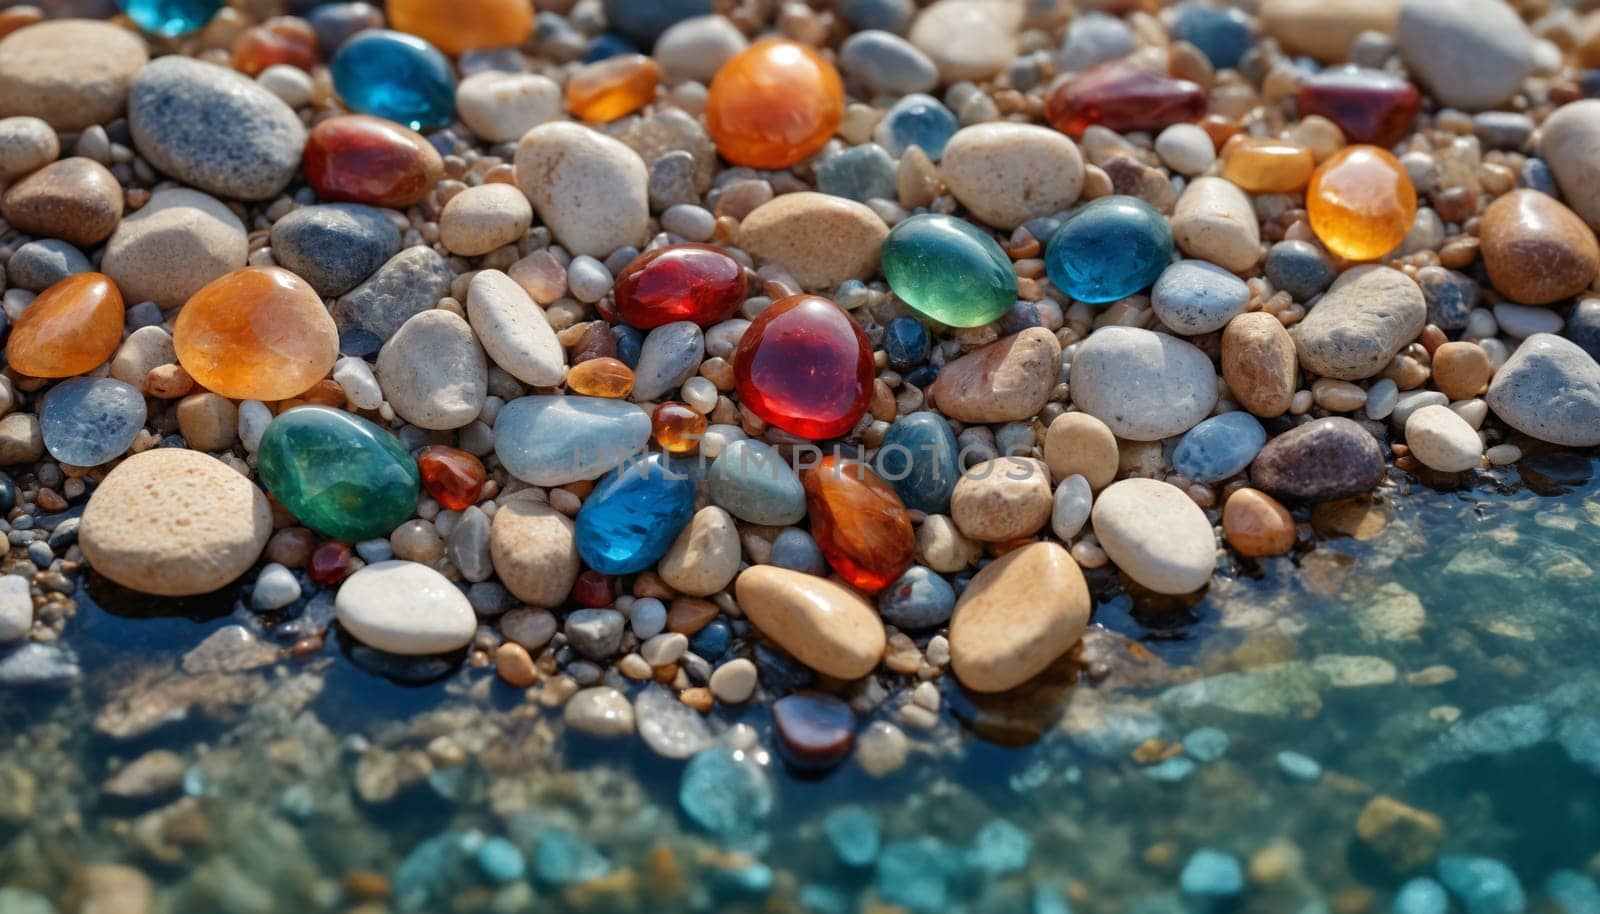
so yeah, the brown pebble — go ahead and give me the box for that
[144,363,194,399]
[1430,341,1492,400]
[265,527,316,567]
[1480,188,1600,305]
[1222,487,1296,557]
[666,597,717,635]
[1222,312,1297,417]
[35,487,66,512]
[495,642,538,688]
[679,686,714,713]
[0,156,123,246]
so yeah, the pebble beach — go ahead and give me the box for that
[4,0,1600,911]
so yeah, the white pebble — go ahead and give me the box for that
[1155,123,1215,176]
[565,255,613,303]
[256,64,313,108]
[252,563,302,611]
[1364,378,1399,420]
[681,376,718,414]
[640,632,688,667]
[630,597,667,638]
[334,356,384,410]
[1051,474,1092,540]
[709,657,757,703]
[238,400,272,452]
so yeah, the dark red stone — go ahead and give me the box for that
[232,16,319,76]
[1296,68,1421,149]
[308,541,352,586]
[573,570,615,608]
[571,321,619,364]
[302,114,444,209]
[1045,61,1206,139]
[417,445,485,512]
[733,294,872,440]
[614,243,749,329]
[772,692,856,770]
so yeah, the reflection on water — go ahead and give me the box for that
[4,454,1600,913]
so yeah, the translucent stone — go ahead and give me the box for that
[574,454,697,574]
[567,357,636,398]
[173,267,339,402]
[706,39,845,169]
[388,0,533,56]
[302,114,445,208]
[1296,68,1420,149]
[1045,61,1205,139]
[1044,195,1174,304]
[117,0,221,36]
[566,54,660,123]
[733,294,873,440]
[1220,136,1316,193]
[231,16,317,76]
[256,405,421,542]
[651,402,706,454]
[330,30,456,131]
[881,213,1017,328]
[803,456,915,594]
[613,243,747,329]
[6,273,124,378]
[1307,145,1417,261]
[38,378,146,467]
[416,445,486,511]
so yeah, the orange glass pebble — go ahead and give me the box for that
[567,356,634,398]
[417,445,486,511]
[1220,136,1316,193]
[5,273,124,378]
[705,39,844,169]
[803,456,915,594]
[651,401,706,454]
[232,16,318,76]
[387,0,534,56]
[1306,145,1417,262]
[173,267,340,401]
[567,53,660,123]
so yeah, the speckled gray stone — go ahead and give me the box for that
[331,246,453,358]
[631,321,704,401]
[1486,333,1600,447]
[269,203,401,297]
[5,239,89,291]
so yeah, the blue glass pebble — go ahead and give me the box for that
[878,565,957,630]
[600,0,710,47]
[117,0,221,36]
[1436,855,1526,914]
[679,745,773,843]
[1145,757,1197,782]
[875,94,960,160]
[1171,3,1254,70]
[1264,240,1337,301]
[583,32,636,63]
[817,143,898,203]
[1172,412,1267,483]
[875,411,960,513]
[1545,871,1600,914]
[1394,877,1450,914]
[876,839,955,914]
[1045,196,1173,304]
[883,316,930,370]
[1183,727,1230,762]
[475,837,526,884]
[823,806,882,867]
[39,378,147,468]
[969,819,1031,875]
[690,619,731,659]
[331,30,457,132]
[1179,849,1244,899]
[1275,750,1323,781]
[575,454,696,574]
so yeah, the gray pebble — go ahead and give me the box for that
[566,255,613,303]
[253,563,302,610]
[332,246,454,358]
[5,239,89,291]
[631,321,705,401]
[269,203,401,297]
[566,608,625,659]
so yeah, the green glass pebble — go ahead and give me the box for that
[257,405,420,542]
[881,213,1017,328]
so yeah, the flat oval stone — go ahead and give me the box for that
[1396,0,1532,111]
[658,506,740,597]
[1486,333,1600,446]
[1249,416,1385,502]
[1291,266,1425,381]
[6,273,123,379]
[1091,478,1217,594]
[494,395,651,485]
[1070,326,1218,441]
[101,187,247,310]
[1152,260,1250,336]
[1405,405,1482,473]
[948,542,1089,692]
[268,203,400,298]
[302,114,444,209]
[0,157,123,247]
[707,438,806,526]
[0,20,148,131]
[804,457,915,594]
[773,693,856,769]
[633,321,705,402]
[874,411,959,514]
[514,122,648,258]
[1260,0,1397,63]
[735,294,873,440]
[881,213,1017,328]
[734,565,887,680]
[489,498,579,608]
[334,560,475,655]
[738,192,887,290]
[129,56,305,201]
[38,378,146,467]
[173,266,339,401]
[465,269,566,388]
[951,457,1053,542]
[1171,176,1261,273]
[878,565,956,630]
[376,310,487,431]
[1222,312,1297,418]
[1172,412,1267,483]
[576,454,697,575]
[80,449,270,596]
[1222,487,1296,558]
[1043,412,1119,491]
[839,29,938,96]
[940,123,1084,231]
[1480,189,1600,306]
[256,405,421,541]
[929,327,1061,424]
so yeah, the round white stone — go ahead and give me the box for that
[334,560,477,655]
[1090,478,1217,595]
[1404,404,1483,472]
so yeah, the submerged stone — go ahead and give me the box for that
[679,745,773,843]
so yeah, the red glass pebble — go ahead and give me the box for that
[308,541,353,586]
[613,243,748,329]
[733,294,872,440]
[1045,61,1206,139]
[803,456,915,594]
[573,570,614,608]
[302,114,445,209]
[416,445,486,512]
[1296,68,1421,149]
[232,16,318,76]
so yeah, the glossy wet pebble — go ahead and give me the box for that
[878,565,956,630]
[173,267,339,401]
[735,295,873,439]
[330,30,455,131]
[1479,190,1599,306]
[334,560,476,655]
[1046,196,1172,304]
[707,439,806,526]
[80,449,270,596]
[774,693,856,769]
[38,378,145,467]
[6,273,123,379]
[256,406,420,542]
[948,542,1089,692]
[1091,478,1217,594]
[882,213,1016,328]
[575,455,697,574]
[302,115,445,209]
[734,565,886,680]
[804,457,915,594]
[874,412,959,514]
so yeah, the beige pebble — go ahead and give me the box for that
[939,122,1084,230]
[950,457,1053,542]
[948,542,1089,692]
[734,565,886,679]
[489,498,579,607]
[440,182,533,257]
[738,192,887,290]
[657,506,739,597]
[1043,411,1118,490]
[176,392,237,452]
[930,327,1061,423]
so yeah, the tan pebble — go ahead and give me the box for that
[708,657,757,703]
[1222,488,1296,557]
[657,506,739,597]
[948,542,1089,692]
[1171,176,1261,273]
[439,182,533,257]
[950,457,1052,542]
[1091,478,1217,594]
[737,192,887,290]
[145,363,193,399]
[939,122,1084,230]
[1260,0,1399,63]
[733,565,886,679]
[0,156,122,247]
[495,642,538,687]
[1480,189,1599,305]
[0,20,149,131]
[930,327,1061,423]
[916,513,981,572]
[489,499,579,607]
[1043,412,1118,490]
[176,392,238,451]
[1311,378,1365,412]
[1431,341,1492,400]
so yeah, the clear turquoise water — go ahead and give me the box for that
[4,451,1600,913]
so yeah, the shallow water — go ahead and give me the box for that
[5,452,1600,914]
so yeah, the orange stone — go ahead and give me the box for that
[387,0,534,56]
[566,54,659,123]
[231,16,318,76]
[802,456,915,594]
[567,357,634,398]
[173,267,339,401]
[1222,487,1296,558]
[652,401,706,454]
[1306,145,1417,261]
[416,444,486,511]
[1220,136,1316,193]
[5,273,124,378]
[705,39,844,170]
[1430,341,1493,401]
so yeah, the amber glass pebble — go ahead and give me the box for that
[802,456,915,594]
[416,445,487,511]
[232,16,318,76]
[1045,60,1205,139]
[387,0,533,56]
[1220,136,1316,193]
[1306,145,1417,261]
[173,267,340,402]
[652,402,707,455]
[302,114,445,209]
[705,39,845,169]
[6,273,124,379]
[566,54,660,123]
[567,357,635,398]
